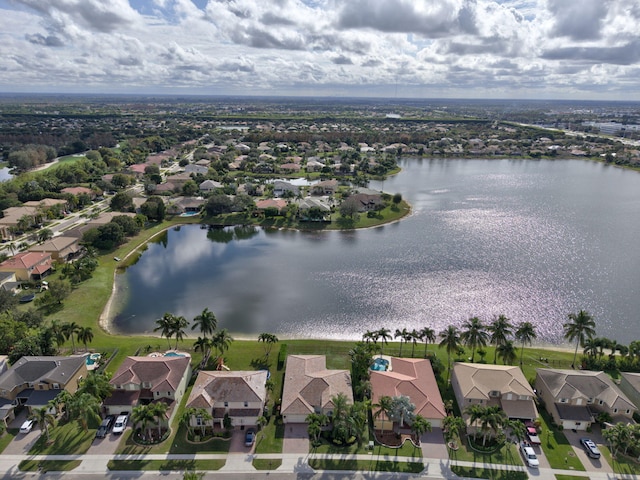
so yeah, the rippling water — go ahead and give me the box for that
[112,159,640,344]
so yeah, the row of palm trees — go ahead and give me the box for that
[49,320,94,353]
[131,402,169,442]
[154,309,234,369]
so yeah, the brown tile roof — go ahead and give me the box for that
[371,357,445,422]
[110,356,190,393]
[452,363,534,399]
[0,252,51,270]
[186,370,268,409]
[281,355,353,418]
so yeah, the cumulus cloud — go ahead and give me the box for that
[546,0,610,41]
[25,33,64,47]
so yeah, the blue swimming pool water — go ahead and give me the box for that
[371,358,389,371]
[164,352,185,357]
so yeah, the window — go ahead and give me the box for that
[196,415,203,426]
[613,408,618,413]
[518,395,528,401]
[575,422,581,426]
[224,402,228,407]
[27,383,34,389]
[489,391,500,398]
[52,383,60,389]
[626,409,631,415]
[244,401,248,407]
[167,392,171,396]
[560,398,568,403]
[587,397,594,404]
[468,399,473,403]
[599,400,604,405]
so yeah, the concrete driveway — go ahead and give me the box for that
[229,427,256,454]
[3,411,42,455]
[563,428,613,473]
[86,429,127,455]
[420,428,448,460]
[283,423,309,454]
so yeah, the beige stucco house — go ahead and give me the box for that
[281,355,353,424]
[186,370,268,429]
[536,368,635,430]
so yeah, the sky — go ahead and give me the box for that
[1,0,639,100]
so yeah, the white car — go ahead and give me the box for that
[20,419,35,434]
[520,441,539,468]
[112,415,128,434]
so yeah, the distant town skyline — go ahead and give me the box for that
[1,0,639,100]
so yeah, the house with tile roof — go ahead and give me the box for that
[0,355,87,425]
[185,370,268,428]
[451,363,538,425]
[370,357,446,430]
[281,355,353,424]
[103,356,191,422]
[535,368,635,430]
[255,198,288,214]
[0,251,52,281]
[60,186,96,199]
[619,372,640,410]
[28,236,82,262]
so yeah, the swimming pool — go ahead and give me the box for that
[371,357,389,371]
[164,352,185,357]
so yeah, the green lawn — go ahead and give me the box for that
[537,409,585,471]
[599,444,640,475]
[308,458,423,473]
[29,421,96,455]
[0,429,18,453]
[19,460,81,472]
[450,465,528,480]
[107,459,225,471]
[555,475,590,480]
[449,437,523,467]
[252,459,282,470]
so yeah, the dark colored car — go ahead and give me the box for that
[95,415,115,439]
[580,438,601,459]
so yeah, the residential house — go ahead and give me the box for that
[619,372,640,410]
[0,355,87,425]
[166,197,205,215]
[370,357,446,430]
[185,370,268,428]
[129,164,148,176]
[165,172,193,188]
[281,355,353,424]
[0,199,67,240]
[255,198,288,214]
[0,271,18,293]
[311,179,338,195]
[199,179,223,193]
[185,164,209,175]
[279,163,301,173]
[84,211,136,229]
[60,186,96,200]
[103,356,191,423]
[535,368,635,430]
[294,197,331,221]
[305,159,325,172]
[0,252,52,281]
[28,236,82,262]
[341,193,384,212]
[451,363,538,425]
[272,181,299,198]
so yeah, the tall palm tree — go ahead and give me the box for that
[132,404,156,441]
[410,414,432,450]
[49,320,66,351]
[420,326,436,358]
[583,338,599,358]
[409,329,420,358]
[362,330,377,344]
[460,316,488,363]
[497,340,517,365]
[53,390,74,421]
[191,308,217,338]
[514,322,537,366]
[443,415,466,447]
[194,336,212,369]
[373,395,393,436]
[62,321,80,353]
[194,408,213,437]
[171,315,188,349]
[212,329,234,359]
[78,372,113,401]
[258,333,279,359]
[395,328,409,357]
[376,328,392,356]
[154,313,175,349]
[488,314,513,364]
[152,401,169,439]
[29,406,56,443]
[180,407,198,437]
[439,326,461,381]
[564,310,596,368]
[68,392,101,430]
[76,326,94,352]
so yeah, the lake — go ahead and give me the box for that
[111,158,640,344]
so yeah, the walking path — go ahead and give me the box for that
[0,451,633,479]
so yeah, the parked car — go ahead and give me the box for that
[245,428,256,447]
[580,438,601,459]
[526,426,541,445]
[112,414,128,434]
[95,415,115,439]
[19,419,35,434]
[519,441,539,468]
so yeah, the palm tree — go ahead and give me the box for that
[258,333,279,359]
[76,326,94,352]
[154,313,175,349]
[439,326,461,381]
[362,330,377,344]
[68,392,101,430]
[460,316,488,362]
[62,321,80,353]
[29,406,56,442]
[395,328,408,357]
[583,337,599,358]
[78,373,113,401]
[181,407,198,438]
[497,340,517,365]
[191,308,217,338]
[409,329,420,358]
[194,336,212,369]
[53,390,73,421]
[564,310,596,368]
[506,419,527,444]
[212,329,234,359]
[514,322,537,366]
[152,401,169,439]
[420,326,436,358]
[488,314,513,364]
[376,328,392,356]
[132,404,156,441]
[373,395,393,436]
[410,414,432,449]
[443,415,466,447]
[171,315,188,349]
[49,320,66,351]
